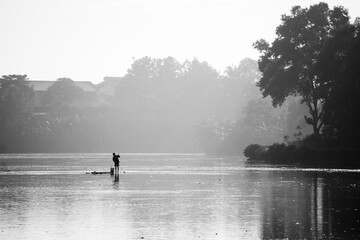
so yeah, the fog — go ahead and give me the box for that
[2,0,358,154]
[0,57,311,154]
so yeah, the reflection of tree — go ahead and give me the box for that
[261,172,360,239]
[320,174,360,238]
[261,173,324,239]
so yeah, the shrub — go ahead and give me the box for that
[302,134,322,147]
[283,144,297,162]
[244,144,266,160]
[267,143,287,162]
[294,145,315,162]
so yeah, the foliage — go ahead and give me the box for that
[241,98,287,144]
[247,141,360,166]
[0,75,35,127]
[285,97,312,139]
[42,78,84,110]
[316,22,360,147]
[115,57,183,118]
[266,143,287,161]
[222,58,262,118]
[197,117,237,155]
[253,2,351,135]
[113,56,224,152]
[0,75,35,152]
[113,56,315,154]
[243,144,266,160]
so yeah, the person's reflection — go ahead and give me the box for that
[113,172,120,188]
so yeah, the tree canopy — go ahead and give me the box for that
[253,2,351,135]
[42,77,84,110]
[0,74,34,128]
[317,21,360,147]
[0,57,317,153]
[0,74,35,151]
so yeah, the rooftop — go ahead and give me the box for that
[28,80,97,92]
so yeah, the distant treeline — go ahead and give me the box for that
[1,2,359,159]
[0,58,310,154]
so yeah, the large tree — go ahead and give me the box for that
[317,21,360,147]
[0,74,34,128]
[42,77,84,111]
[253,2,351,135]
[222,58,262,118]
[0,74,35,151]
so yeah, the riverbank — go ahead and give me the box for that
[244,143,360,169]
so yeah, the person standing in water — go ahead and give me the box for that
[112,153,120,172]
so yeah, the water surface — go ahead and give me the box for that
[1,154,360,239]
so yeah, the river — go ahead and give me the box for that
[1,153,360,239]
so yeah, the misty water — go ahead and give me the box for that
[1,154,360,239]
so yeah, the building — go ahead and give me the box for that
[96,76,123,97]
[28,80,104,112]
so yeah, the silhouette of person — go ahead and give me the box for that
[112,153,120,172]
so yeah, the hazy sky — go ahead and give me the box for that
[1,0,359,84]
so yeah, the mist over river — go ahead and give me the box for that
[1,154,360,239]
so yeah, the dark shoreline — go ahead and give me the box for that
[245,145,360,169]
